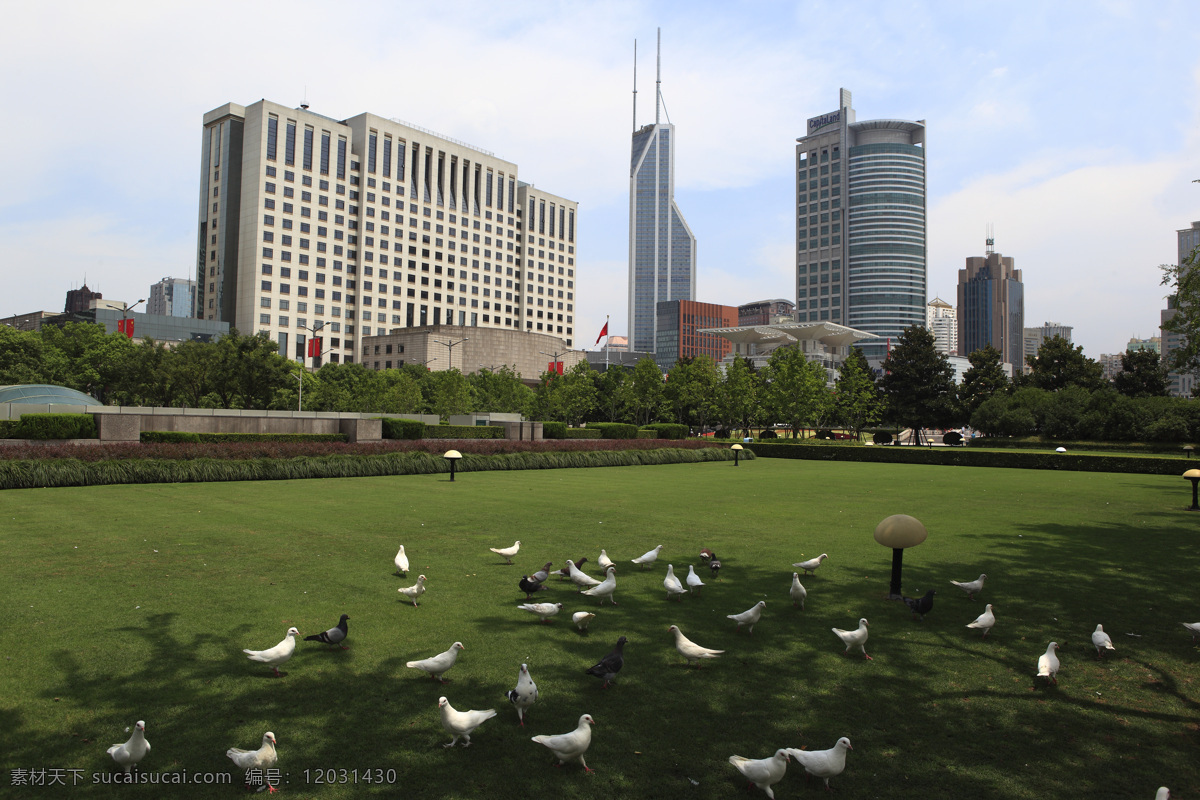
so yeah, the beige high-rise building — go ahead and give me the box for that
[197,100,578,366]
[926,296,956,356]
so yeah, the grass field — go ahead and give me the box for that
[2,460,1197,799]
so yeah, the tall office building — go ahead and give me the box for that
[1162,221,1200,396]
[796,89,926,364]
[654,299,737,370]
[197,100,578,366]
[627,31,696,354]
[926,296,956,356]
[957,246,1024,367]
[64,284,102,313]
[148,277,197,318]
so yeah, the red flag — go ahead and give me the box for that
[594,320,609,346]
[118,318,134,338]
[308,337,322,357]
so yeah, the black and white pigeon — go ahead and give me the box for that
[585,635,627,688]
[902,590,936,620]
[700,548,722,577]
[518,575,548,599]
[107,720,150,773]
[505,663,538,725]
[305,614,349,649]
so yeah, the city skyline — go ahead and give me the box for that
[3,1,1200,364]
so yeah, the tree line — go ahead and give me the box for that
[1,321,1194,440]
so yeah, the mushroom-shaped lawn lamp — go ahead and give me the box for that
[1185,445,1195,461]
[444,449,463,482]
[874,514,929,600]
[731,443,743,466]
[1185,468,1200,511]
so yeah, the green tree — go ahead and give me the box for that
[535,361,597,425]
[470,365,534,414]
[590,367,632,423]
[879,325,958,444]
[833,347,882,436]
[1113,348,1169,398]
[0,326,52,385]
[627,357,666,426]
[762,346,831,438]
[717,354,762,435]
[39,322,137,402]
[165,339,219,408]
[429,369,475,421]
[664,356,721,432]
[1024,335,1105,392]
[958,345,1010,418]
[1160,248,1200,382]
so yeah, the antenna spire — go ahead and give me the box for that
[986,223,995,255]
[655,28,662,126]
[632,39,638,131]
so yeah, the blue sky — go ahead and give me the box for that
[3,0,1200,359]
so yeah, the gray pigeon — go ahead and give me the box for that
[305,614,349,648]
[585,636,627,688]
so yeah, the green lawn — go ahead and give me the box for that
[1,460,1197,799]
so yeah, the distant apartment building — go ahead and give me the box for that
[796,88,926,364]
[738,298,795,327]
[958,249,1023,367]
[1127,336,1160,354]
[148,277,197,317]
[926,296,956,356]
[654,299,737,370]
[198,99,578,368]
[1162,221,1200,396]
[1023,321,1073,363]
[1098,352,1123,382]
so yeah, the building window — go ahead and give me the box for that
[303,127,313,171]
[266,116,278,161]
[285,120,296,166]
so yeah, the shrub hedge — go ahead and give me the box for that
[636,429,656,439]
[964,437,1197,455]
[641,422,689,440]
[564,428,603,439]
[422,424,504,440]
[542,421,567,440]
[9,414,98,440]
[0,446,752,490]
[588,422,639,440]
[747,441,1187,475]
[380,418,425,440]
[141,432,347,443]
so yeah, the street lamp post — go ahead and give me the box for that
[118,299,146,338]
[302,321,328,371]
[540,349,570,376]
[432,336,469,371]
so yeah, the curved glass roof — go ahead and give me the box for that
[0,384,102,406]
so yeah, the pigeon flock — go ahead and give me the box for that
[97,532,1188,799]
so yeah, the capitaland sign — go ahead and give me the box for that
[807,110,841,132]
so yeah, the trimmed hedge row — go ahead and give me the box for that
[564,428,603,439]
[542,422,568,439]
[6,414,98,440]
[141,432,347,443]
[641,422,689,440]
[965,437,1197,455]
[422,425,504,440]
[747,441,1187,475]
[588,422,639,439]
[636,429,655,439]
[380,418,425,440]
[0,446,753,490]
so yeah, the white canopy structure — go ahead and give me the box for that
[696,320,874,385]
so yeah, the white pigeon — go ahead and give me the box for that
[572,611,596,631]
[531,714,595,772]
[728,749,790,799]
[490,540,521,564]
[786,737,853,791]
[394,545,410,575]
[398,574,428,606]
[1156,788,1171,800]
[597,550,615,571]
[686,564,705,594]
[532,562,554,583]
[668,624,725,666]
[582,566,618,605]
[517,602,564,623]
[966,604,995,638]
[107,720,150,773]
[793,553,828,575]
[663,564,686,600]
[568,559,601,589]
[832,618,871,660]
[790,573,807,609]
[438,696,497,747]
[631,544,663,568]
[1181,622,1200,641]
[1036,641,1060,685]
[243,627,299,677]
[728,601,766,634]
[950,573,987,600]
[407,641,465,683]
[1092,624,1116,658]
[505,663,538,725]
[226,732,278,790]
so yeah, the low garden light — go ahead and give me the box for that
[445,450,463,482]
[731,443,743,466]
[1185,445,1194,461]
[874,514,928,600]
[1185,469,1200,511]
